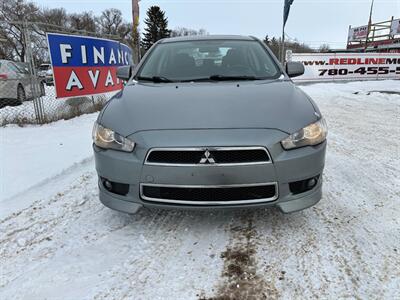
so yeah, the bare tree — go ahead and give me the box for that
[171,27,209,37]
[319,44,331,53]
[197,29,208,36]
[264,36,314,58]
[0,0,40,61]
[29,8,69,63]
[0,27,14,60]
[97,8,134,49]
[69,11,97,32]
[0,0,208,64]
[98,8,124,36]
[39,8,68,28]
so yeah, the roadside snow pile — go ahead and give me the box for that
[0,113,97,202]
[299,79,400,99]
[0,80,399,300]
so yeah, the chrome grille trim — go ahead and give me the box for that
[144,146,272,166]
[140,182,279,205]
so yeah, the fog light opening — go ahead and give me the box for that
[307,178,317,189]
[289,175,320,195]
[101,177,130,196]
[104,180,113,191]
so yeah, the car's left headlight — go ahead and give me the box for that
[92,122,135,152]
[281,118,328,150]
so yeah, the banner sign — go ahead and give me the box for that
[47,33,133,98]
[290,53,400,82]
[283,0,294,27]
[348,25,368,42]
[391,19,400,36]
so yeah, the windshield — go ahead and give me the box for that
[137,39,281,82]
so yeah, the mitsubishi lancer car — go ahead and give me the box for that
[92,35,327,214]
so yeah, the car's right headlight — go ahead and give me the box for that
[92,122,135,152]
[281,118,328,150]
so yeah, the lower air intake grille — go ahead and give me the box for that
[140,183,277,205]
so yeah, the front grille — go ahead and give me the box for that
[147,150,204,164]
[140,183,278,205]
[145,147,270,166]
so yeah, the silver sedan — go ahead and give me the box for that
[0,59,44,105]
[92,35,327,214]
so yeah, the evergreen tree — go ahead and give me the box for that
[141,6,170,51]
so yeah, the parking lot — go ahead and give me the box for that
[0,80,399,299]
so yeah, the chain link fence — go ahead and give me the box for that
[0,21,124,126]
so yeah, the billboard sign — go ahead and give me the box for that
[47,33,132,98]
[348,25,368,42]
[289,53,400,82]
[391,19,400,36]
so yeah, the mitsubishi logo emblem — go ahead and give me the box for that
[199,150,216,164]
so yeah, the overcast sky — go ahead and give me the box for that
[35,0,399,48]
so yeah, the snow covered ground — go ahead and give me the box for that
[0,80,399,299]
[0,113,97,213]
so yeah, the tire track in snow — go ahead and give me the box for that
[90,210,190,300]
[1,170,230,300]
[0,171,100,289]
[89,209,231,300]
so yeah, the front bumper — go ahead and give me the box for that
[94,129,326,214]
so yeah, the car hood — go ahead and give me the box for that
[100,80,318,137]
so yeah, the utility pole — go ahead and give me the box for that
[132,0,141,63]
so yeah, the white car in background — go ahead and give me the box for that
[38,63,54,86]
[0,59,45,106]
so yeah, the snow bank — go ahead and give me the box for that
[0,113,97,202]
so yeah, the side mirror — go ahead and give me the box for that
[116,65,134,81]
[285,62,305,78]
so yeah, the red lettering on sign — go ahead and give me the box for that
[329,58,339,65]
[53,66,123,98]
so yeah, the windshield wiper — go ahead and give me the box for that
[181,75,259,82]
[136,76,174,83]
[209,75,258,81]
